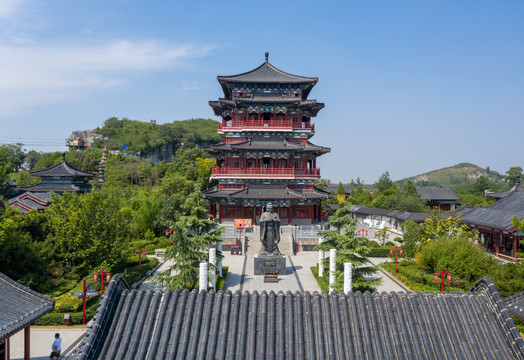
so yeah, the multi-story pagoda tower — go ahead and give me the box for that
[203,53,331,225]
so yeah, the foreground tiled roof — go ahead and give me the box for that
[0,272,55,341]
[416,187,460,201]
[67,276,524,359]
[505,291,524,321]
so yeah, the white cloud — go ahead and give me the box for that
[0,40,213,115]
[180,80,201,91]
[0,0,18,18]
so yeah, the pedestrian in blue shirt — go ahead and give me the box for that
[50,333,62,360]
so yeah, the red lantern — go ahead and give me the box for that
[389,248,393,256]
[399,248,403,256]
[94,273,98,282]
[433,273,438,282]
[447,273,451,283]
[106,273,111,282]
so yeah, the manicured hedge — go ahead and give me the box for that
[368,246,391,257]
[310,265,329,293]
[216,266,229,291]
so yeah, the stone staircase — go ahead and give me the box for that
[244,230,292,255]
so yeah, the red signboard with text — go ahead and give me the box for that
[234,219,252,228]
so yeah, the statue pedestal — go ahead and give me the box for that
[254,255,286,275]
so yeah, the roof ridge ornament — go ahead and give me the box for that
[265,52,269,62]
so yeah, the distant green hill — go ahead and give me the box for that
[397,163,505,188]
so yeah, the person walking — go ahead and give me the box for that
[50,333,62,360]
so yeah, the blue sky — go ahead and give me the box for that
[1,1,523,183]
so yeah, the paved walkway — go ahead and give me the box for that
[139,256,173,291]
[10,327,86,360]
[367,257,409,292]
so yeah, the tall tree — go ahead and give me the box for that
[505,166,523,185]
[316,203,380,292]
[157,187,223,290]
[375,171,393,193]
[336,182,346,204]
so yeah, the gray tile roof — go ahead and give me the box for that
[416,187,460,201]
[204,138,330,154]
[217,60,318,85]
[326,184,352,194]
[203,184,332,201]
[486,184,524,199]
[30,154,94,178]
[0,272,55,341]
[19,182,92,193]
[460,192,524,230]
[505,291,524,321]
[67,276,524,360]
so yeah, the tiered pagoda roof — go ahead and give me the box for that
[30,154,94,178]
[204,139,330,155]
[67,275,524,359]
[203,184,331,201]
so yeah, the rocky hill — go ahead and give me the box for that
[398,163,505,188]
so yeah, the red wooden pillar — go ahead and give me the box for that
[497,232,501,256]
[7,337,10,360]
[288,207,291,225]
[514,234,518,263]
[310,205,314,224]
[24,326,30,360]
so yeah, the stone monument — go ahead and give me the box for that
[254,203,286,275]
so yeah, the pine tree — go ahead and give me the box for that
[316,203,380,292]
[336,182,346,204]
[157,186,222,290]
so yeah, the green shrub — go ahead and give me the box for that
[310,265,329,292]
[385,241,395,246]
[368,240,380,247]
[416,236,497,283]
[368,246,391,257]
[382,261,466,293]
[516,252,524,258]
[216,266,229,290]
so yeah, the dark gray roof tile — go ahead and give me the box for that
[30,155,94,178]
[66,277,524,360]
[0,272,55,341]
[416,187,460,201]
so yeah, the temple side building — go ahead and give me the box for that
[9,154,93,213]
[203,54,331,224]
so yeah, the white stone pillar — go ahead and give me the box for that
[329,249,337,293]
[209,248,216,291]
[217,241,223,278]
[318,237,324,277]
[199,262,208,291]
[344,262,352,294]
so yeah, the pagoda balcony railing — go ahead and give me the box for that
[211,167,320,178]
[218,120,314,132]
